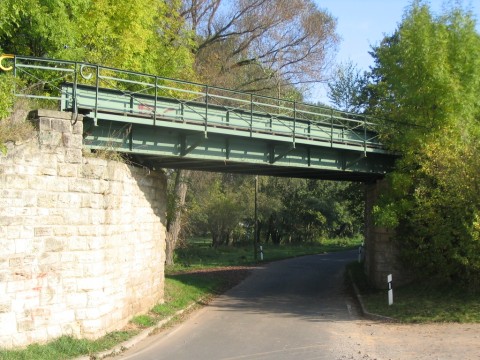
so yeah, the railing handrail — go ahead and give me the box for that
[3,54,376,121]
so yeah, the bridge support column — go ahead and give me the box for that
[364,179,409,288]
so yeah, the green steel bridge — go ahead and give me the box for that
[2,55,395,181]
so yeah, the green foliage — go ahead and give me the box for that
[369,1,480,286]
[258,178,364,244]
[0,73,15,154]
[0,0,195,79]
[0,0,88,57]
[76,0,195,78]
[200,177,247,247]
[0,73,15,120]
[186,173,365,247]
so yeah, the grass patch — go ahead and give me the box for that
[0,331,136,360]
[168,236,362,273]
[131,315,156,328]
[348,262,480,323]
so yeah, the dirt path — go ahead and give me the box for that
[329,320,480,359]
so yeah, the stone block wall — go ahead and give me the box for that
[364,180,410,288]
[0,110,166,349]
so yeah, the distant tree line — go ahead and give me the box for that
[181,173,364,248]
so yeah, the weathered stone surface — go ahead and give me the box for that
[0,110,166,349]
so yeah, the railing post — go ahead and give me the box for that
[330,108,334,147]
[154,76,158,126]
[205,85,209,136]
[364,115,367,156]
[72,62,78,115]
[94,65,100,126]
[293,100,296,147]
[250,93,253,137]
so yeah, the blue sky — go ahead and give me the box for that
[312,0,480,104]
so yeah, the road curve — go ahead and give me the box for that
[115,250,360,360]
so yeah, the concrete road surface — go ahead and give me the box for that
[116,250,360,360]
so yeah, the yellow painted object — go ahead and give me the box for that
[0,54,14,71]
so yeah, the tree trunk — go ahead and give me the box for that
[165,169,190,266]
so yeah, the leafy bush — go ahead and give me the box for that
[0,73,15,120]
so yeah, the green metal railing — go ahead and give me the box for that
[1,55,385,154]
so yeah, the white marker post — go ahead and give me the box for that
[259,246,264,261]
[387,274,393,306]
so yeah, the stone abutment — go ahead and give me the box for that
[0,110,166,349]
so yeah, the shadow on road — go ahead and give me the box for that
[171,250,360,323]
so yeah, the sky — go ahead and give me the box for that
[312,0,480,104]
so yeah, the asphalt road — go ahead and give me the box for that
[116,250,361,360]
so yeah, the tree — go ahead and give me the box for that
[77,0,195,78]
[186,173,248,247]
[0,0,195,79]
[370,1,480,286]
[181,0,339,94]
[0,0,87,58]
[165,169,191,265]
[327,61,368,113]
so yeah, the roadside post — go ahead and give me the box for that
[387,274,393,305]
[358,244,363,263]
[259,245,264,261]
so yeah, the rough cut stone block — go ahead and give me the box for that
[35,117,51,131]
[57,164,78,177]
[64,149,82,164]
[82,163,107,179]
[17,319,35,332]
[50,118,72,133]
[44,238,65,252]
[72,118,83,135]
[34,227,53,237]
